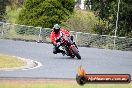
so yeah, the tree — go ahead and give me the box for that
[118,0,132,37]
[7,0,24,9]
[17,0,75,28]
[62,10,99,33]
[0,0,8,21]
[85,0,132,37]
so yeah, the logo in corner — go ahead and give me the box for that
[76,66,131,85]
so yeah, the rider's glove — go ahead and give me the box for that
[56,35,63,42]
[66,34,70,37]
[56,39,60,43]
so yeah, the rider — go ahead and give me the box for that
[50,24,73,54]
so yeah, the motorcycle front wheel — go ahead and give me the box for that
[71,46,81,59]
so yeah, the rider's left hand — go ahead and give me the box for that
[66,34,70,37]
[56,37,60,42]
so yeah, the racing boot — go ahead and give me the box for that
[60,50,65,56]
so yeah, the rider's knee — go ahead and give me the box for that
[53,47,57,54]
[53,51,57,54]
[53,49,57,54]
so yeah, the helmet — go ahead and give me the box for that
[53,24,60,34]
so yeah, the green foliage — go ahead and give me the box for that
[17,0,75,28]
[15,26,39,35]
[4,0,23,23]
[7,0,23,10]
[0,0,8,21]
[5,7,21,23]
[85,0,132,37]
[58,0,75,13]
[118,0,132,37]
[62,10,99,33]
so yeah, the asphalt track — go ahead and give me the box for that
[0,39,132,79]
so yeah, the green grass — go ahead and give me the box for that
[0,80,131,88]
[0,54,26,68]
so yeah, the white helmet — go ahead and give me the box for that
[53,24,60,34]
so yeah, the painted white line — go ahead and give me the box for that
[0,56,43,71]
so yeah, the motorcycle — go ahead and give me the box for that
[56,33,81,60]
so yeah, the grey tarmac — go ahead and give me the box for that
[0,39,132,79]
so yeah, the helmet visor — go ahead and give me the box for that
[54,28,60,34]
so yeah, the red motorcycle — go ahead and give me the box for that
[56,33,81,60]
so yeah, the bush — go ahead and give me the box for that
[62,10,99,33]
[17,0,75,28]
[5,6,22,23]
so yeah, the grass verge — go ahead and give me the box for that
[0,54,26,68]
[0,79,131,88]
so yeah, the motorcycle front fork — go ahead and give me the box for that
[73,42,78,49]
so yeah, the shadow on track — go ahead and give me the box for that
[53,56,81,60]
